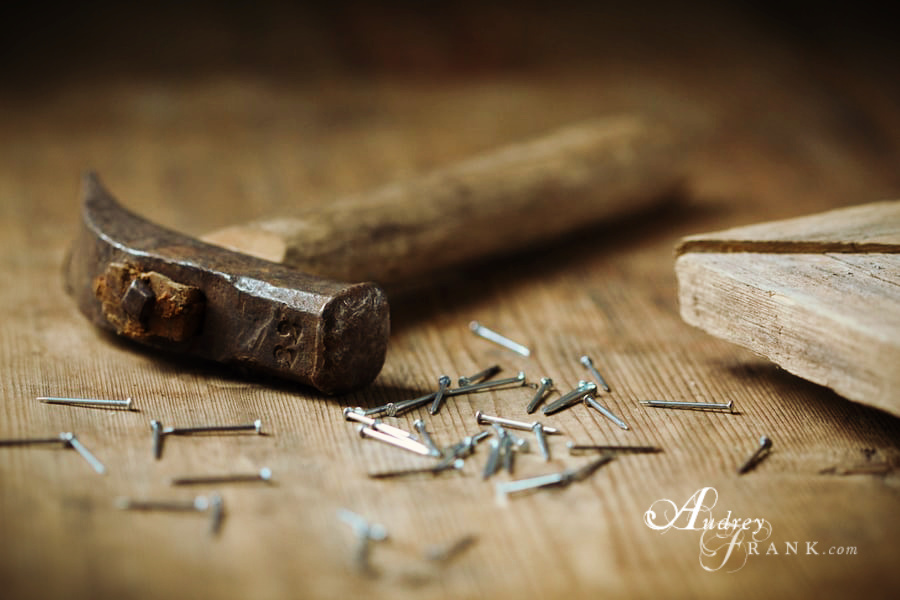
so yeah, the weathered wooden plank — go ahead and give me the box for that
[677,251,900,414]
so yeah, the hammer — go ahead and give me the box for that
[65,116,684,394]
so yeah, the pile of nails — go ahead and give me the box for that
[344,322,768,506]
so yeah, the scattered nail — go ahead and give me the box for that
[580,355,611,392]
[737,435,772,475]
[38,396,135,411]
[526,377,554,414]
[469,321,531,357]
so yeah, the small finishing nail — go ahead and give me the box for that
[429,375,452,415]
[116,495,210,512]
[337,509,388,575]
[38,396,135,410]
[542,381,596,415]
[385,393,436,417]
[151,420,164,459]
[640,399,734,412]
[368,459,465,479]
[163,419,263,435]
[738,435,772,475]
[532,422,551,461]
[413,419,444,457]
[567,441,661,454]
[60,432,106,474]
[151,419,262,460]
[526,377,553,413]
[0,435,70,447]
[447,372,527,396]
[0,433,106,473]
[584,395,629,430]
[424,534,478,562]
[580,355,611,392]
[495,454,615,500]
[501,434,516,474]
[172,467,273,485]
[343,408,417,440]
[358,425,433,456]
[482,437,503,479]
[476,411,561,435]
[458,365,501,387]
[117,495,223,536]
[469,321,531,357]
[208,493,225,535]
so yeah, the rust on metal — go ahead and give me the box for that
[65,172,390,395]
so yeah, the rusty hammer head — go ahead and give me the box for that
[64,173,389,394]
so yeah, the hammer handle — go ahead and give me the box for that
[203,115,685,287]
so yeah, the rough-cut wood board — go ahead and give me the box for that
[3,4,900,600]
[676,201,900,415]
[677,252,900,415]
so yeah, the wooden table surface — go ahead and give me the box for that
[2,4,899,599]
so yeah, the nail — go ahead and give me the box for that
[495,454,617,500]
[116,495,210,512]
[542,381,596,415]
[163,419,263,435]
[343,408,417,440]
[482,438,502,479]
[413,419,443,457]
[469,321,531,357]
[501,434,516,474]
[60,433,106,474]
[0,433,105,473]
[337,509,388,574]
[448,372,527,396]
[566,441,661,454]
[458,365,501,387]
[383,392,437,417]
[495,471,568,498]
[358,426,433,456]
[151,420,164,460]
[0,435,70,447]
[172,467,273,485]
[737,435,772,475]
[532,422,550,461]
[580,355,611,392]
[368,458,465,479]
[584,395,629,430]
[424,534,478,562]
[38,396,135,410]
[640,399,734,412]
[526,377,553,413]
[429,375,452,415]
[475,411,561,435]
[208,493,225,535]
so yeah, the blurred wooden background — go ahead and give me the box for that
[1,2,899,599]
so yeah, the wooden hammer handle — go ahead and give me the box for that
[203,115,685,286]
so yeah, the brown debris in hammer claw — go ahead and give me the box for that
[93,262,205,342]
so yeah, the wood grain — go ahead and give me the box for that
[677,251,900,415]
[2,4,900,600]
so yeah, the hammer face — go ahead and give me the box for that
[65,173,389,395]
